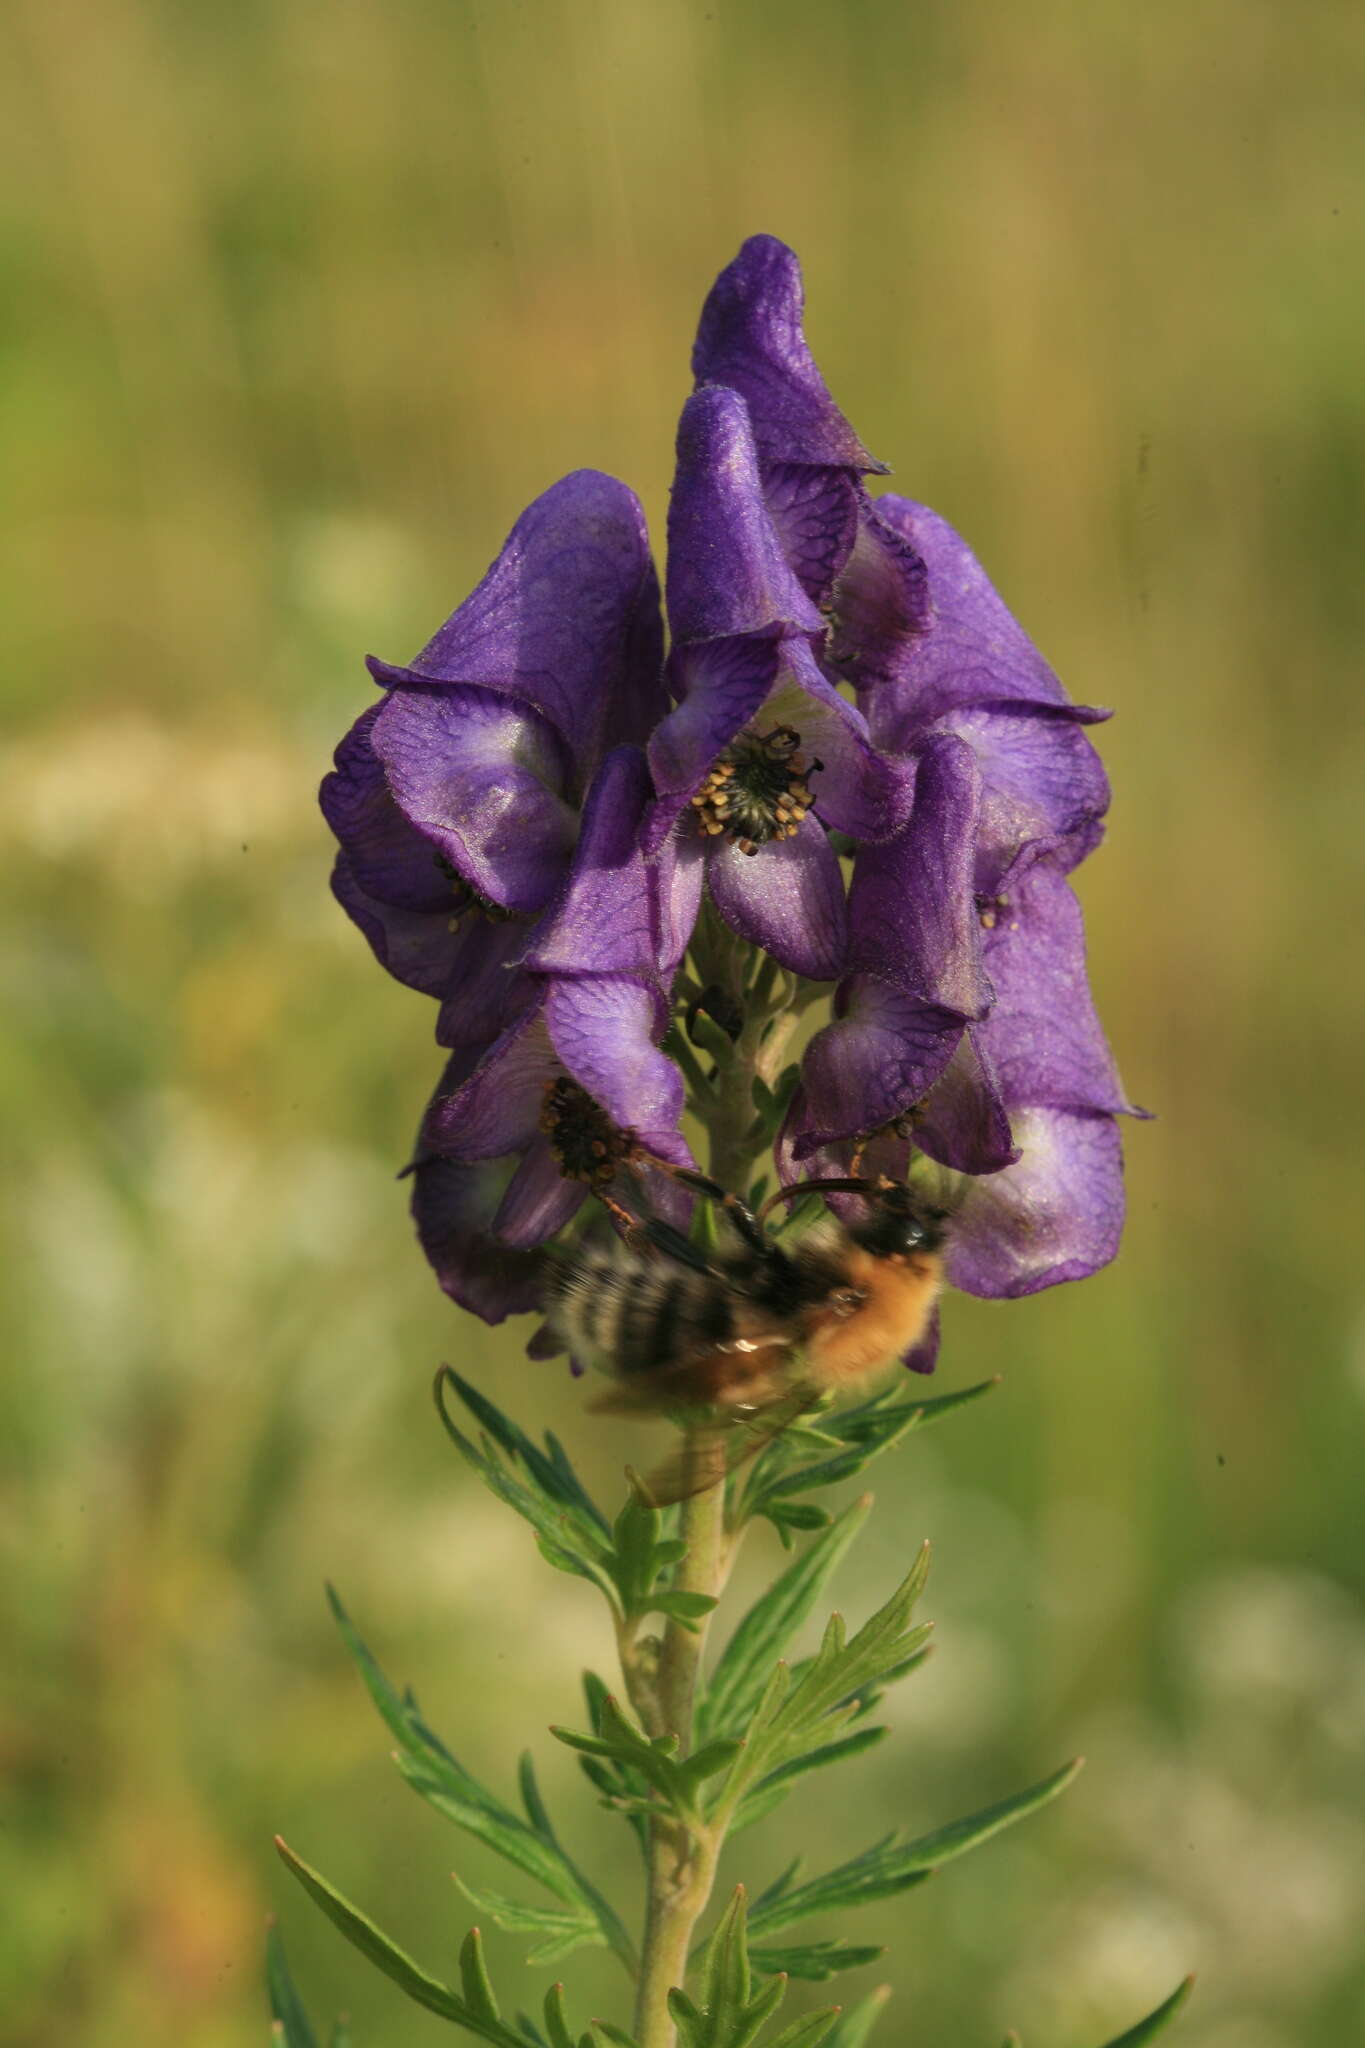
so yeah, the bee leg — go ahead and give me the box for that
[635,1157,775,1259]
[592,1186,647,1243]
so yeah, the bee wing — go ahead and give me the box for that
[635,1385,825,1507]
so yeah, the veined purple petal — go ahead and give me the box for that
[518,748,657,979]
[692,235,885,472]
[945,1106,1124,1298]
[913,1029,1018,1176]
[410,1152,548,1322]
[935,703,1111,892]
[762,462,862,607]
[367,469,665,774]
[846,733,990,1017]
[828,499,932,681]
[866,497,1088,723]
[372,684,577,914]
[973,856,1138,1116]
[492,1135,590,1247]
[544,977,685,1136]
[320,706,450,912]
[706,812,849,982]
[797,978,965,1149]
[424,1000,556,1159]
[666,387,823,644]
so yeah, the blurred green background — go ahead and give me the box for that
[3,1,1363,2043]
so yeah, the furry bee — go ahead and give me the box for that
[544,1165,949,1433]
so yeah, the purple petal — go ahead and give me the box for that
[518,748,657,979]
[913,1029,1018,1176]
[424,1000,556,1158]
[972,856,1137,1116]
[902,1302,940,1376]
[797,978,965,1148]
[846,734,990,1017]
[828,499,932,682]
[544,977,685,1136]
[932,703,1111,892]
[945,1107,1124,1298]
[692,235,885,472]
[866,497,1088,723]
[762,462,861,607]
[492,1134,590,1247]
[410,1152,548,1322]
[372,684,577,914]
[706,812,849,982]
[331,853,461,998]
[630,1126,701,1232]
[652,826,705,977]
[761,643,915,843]
[320,706,450,912]
[666,386,823,644]
[435,920,536,1048]
[367,469,665,774]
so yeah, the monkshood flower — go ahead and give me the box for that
[320,470,664,1048]
[696,235,1137,1294]
[406,747,697,1322]
[644,384,915,983]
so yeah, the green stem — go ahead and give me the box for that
[632,1444,728,2048]
[628,944,798,2046]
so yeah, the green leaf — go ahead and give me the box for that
[759,2014,842,2048]
[749,1943,883,1984]
[266,1921,320,2048]
[702,1498,872,1742]
[744,1380,998,1518]
[668,1888,792,2048]
[823,1987,891,2048]
[329,2022,354,2048]
[748,1758,1083,1936]
[717,1550,934,1812]
[327,1591,635,1973]
[553,1696,736,1822]
[274,1839,523,2043]
[452,1876,606,1966]
[434,1373,619,1606]
[442,1369,609,1534]
[730,1728,889,1836]
[1096,1977,1194,2046]
[590,2026,641,2048]
[541,1985,579,2048]
[459,1928,502,2026]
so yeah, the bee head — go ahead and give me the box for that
[849,1183,947,1261]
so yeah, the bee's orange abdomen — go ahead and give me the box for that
[807,1249,942,1388]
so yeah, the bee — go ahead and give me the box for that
[543,1163,950,1470]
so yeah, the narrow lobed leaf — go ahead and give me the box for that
[266,1921,320,2048]
[703,1498,872,1742]
[822,1987,891,2048]
[749,1943,884,1984]
[273,1839,521,2044]
[1096,1977,1195,2047]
